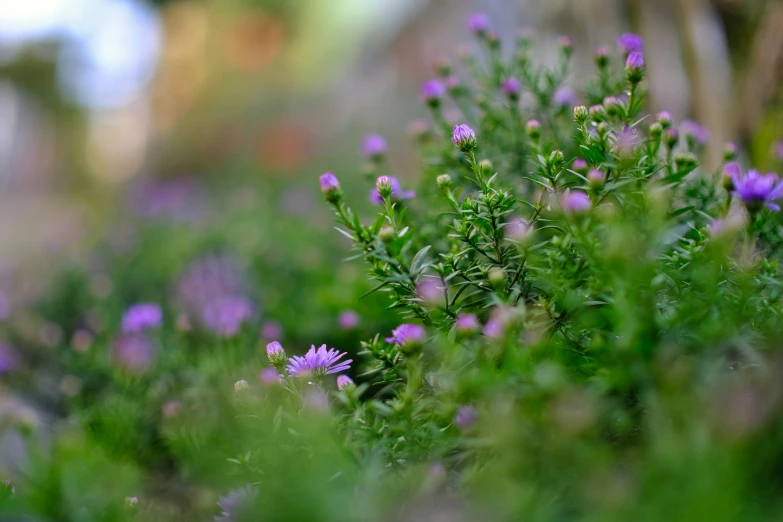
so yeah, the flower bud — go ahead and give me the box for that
[379,225,396,243]
[562,190,591,215]
[266,341,287,366]
[486,32,501,50]
[436,174,452,190]
[657,111,672,128]
[603,96,622,117]
[673,151,698,171]
[487,267,506,286]
[376,176,393,199]
[723,142,738,161]
[467,13,491,36]
[549,150,564,166]
[573,105,589,124]
[587,169,605,190]
[420,80,445,108]
[572,158,588,173]
[451,124,477,152]
[589,104,607,122]
[433,56,452,77]
[663,128,679,148]
[526,119,541,141]
[362,134,387,159]
[479,159,494,177]
[455,314,479,334]
[625,51,644,84]
[234,379,249,392]
[594,46,609,68]
[501,78,521,102]
[505,216,533,243]
[336,375,355,391]
[559,35,573,57]
[722,162,739,191]
[319,172,342,204]
[649,122,663,139]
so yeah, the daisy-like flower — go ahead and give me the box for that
[287,344,352,377]
[727,163,783,212]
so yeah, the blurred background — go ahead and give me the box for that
[2,0,783,255]
[1,0,783,323]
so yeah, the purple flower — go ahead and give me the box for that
[444,75,460,90]
[451,124,477,151]
[657,111,672,127]
[562,190,592,214]
[617,32,644,54]
[588,169,605,189]
[336,375,354,390]
[681,120,709,146]
[121,303,162,333]
[370,176,415,204]
[455,314,478,333]
[467,13,491,35]
[201,296,254,337]
[386,324,426,345]
[0,344,19,374]
[501,77,521,97]
[362,134,387,158]
[416,278,445,306]
[420,80,445,102]
[504,216,533,242]
[553,86,575,107]
[259,367,282,384]
[112,334,154,372]
[215,485,257,522]
[572,158,588,172]
[559,35,573,53]
[455,405,477,429]
[728,165,783,212]
[287,344,352,377]
[319,172,339,193]
[266,341,284,358]
[177,254,252,321]
[338,310,360,330]
[625,51,644,82]
[261,321,283,340]
[594,45,609,66]
[526,119,541,140]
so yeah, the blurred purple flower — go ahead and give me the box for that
[0,344,19,374]
[727,164,783,212]
[259,367,282,384]
[215,485,257,522]
[122,303,162,333]
[338,310,359,330]
[504,216,533,242]
[287,344,352,377]
[455,314,478,333]
[562,190,592,214]
[416,278,445,306]
[572,158,588,172]
[177,254,254,328]
[467,13,491,34]
[319,172,340,193]
[112,334,154,372]
[681,120,709,146]
[386,324,425,345]
[617,33,644,54]
[501,77,521,97]
[128,178,205,222]
[261,321,283,340]
[553,86,575,107]
[370,176,415,204]
[420,80,445,102]
[455,405,477,429]
[362,134,387,158]
[201,297,254,336]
